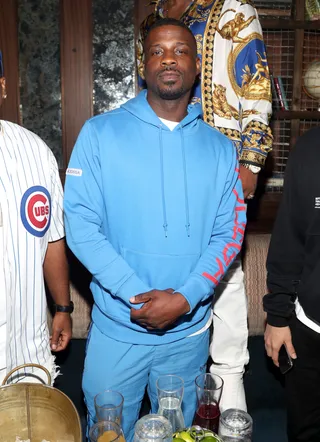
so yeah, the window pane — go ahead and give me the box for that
[93,0,135,115]
[18,0,62,166]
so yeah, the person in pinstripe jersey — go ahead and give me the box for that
[0,51,72,385]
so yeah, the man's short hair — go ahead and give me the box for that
[144,17,197,50]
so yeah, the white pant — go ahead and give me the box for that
[210,255,249,412]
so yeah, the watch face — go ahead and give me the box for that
[249,165,261,174]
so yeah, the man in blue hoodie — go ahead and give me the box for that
[64,18,246,441]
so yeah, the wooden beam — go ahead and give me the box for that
[295,0,306,21]
[260,19,320,30]
[290,119,301,151]
[60,0,93,170]
[274,110,320,120]
[0,0,20,123]
[288,0,306,149]
[134,0,154,36]
[291,28,304,112]
[134,0,155,93]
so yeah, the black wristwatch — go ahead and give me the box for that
[54,301,74,314]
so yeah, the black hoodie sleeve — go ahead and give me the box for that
[263,140,307,327]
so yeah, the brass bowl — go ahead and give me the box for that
[0,364,82,442]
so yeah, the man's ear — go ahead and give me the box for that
[141,62,146,81]
[0,77,6,99]
[196,57,201,76]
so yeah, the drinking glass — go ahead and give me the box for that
[95,390,124,425]
[156,374,185,432]
[193,373,224,433]
[218,408,253,442]
[134,414,172,442]
[89,420,126,442]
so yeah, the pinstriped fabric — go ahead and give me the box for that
[0,120,64,383]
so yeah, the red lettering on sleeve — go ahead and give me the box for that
[233,189,244,204]
[232,209,246,241]
[203,257,224,285]
[223,242,241,266]
[201,183,246,287]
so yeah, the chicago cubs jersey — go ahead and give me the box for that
[0,120,64,383]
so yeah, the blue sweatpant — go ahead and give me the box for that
[83,324,209,442]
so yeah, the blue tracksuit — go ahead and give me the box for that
[64,90,246,440]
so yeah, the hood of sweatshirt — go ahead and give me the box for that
[121,90,202,131]
[121,90,202,238]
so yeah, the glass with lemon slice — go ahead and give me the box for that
[173,426,223,442]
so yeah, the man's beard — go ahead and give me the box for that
[157,82,186,100]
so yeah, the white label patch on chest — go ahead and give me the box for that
[66,168,82,177]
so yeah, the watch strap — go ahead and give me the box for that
[241,163,261,174]
[55,301,74,314]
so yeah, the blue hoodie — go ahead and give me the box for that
[64,90,246,344]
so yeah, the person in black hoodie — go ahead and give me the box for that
[263,126,320,442]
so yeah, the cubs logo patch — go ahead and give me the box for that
[20,186,51,237]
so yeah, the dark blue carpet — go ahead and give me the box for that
[244,336,287,442]
[55,336,287,442]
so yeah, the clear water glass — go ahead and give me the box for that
[134,414,172,442]
[94,390,124,425]
[156,375,185,432]
[218,409,253,442]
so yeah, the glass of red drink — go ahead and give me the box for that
[193,373,224,433]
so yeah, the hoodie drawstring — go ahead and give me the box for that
[180,127,191,237]
[158,124,191,238]
[159,126,168,237]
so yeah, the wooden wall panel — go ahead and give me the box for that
[60,0,93,170]
[135,0,154,36]
[134,0,155,91]
[0,0,20,123]
[290,0,305,148]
